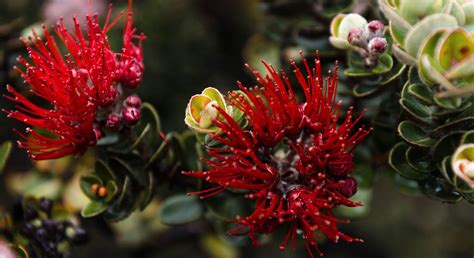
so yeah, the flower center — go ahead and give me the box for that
[265,130,316,197]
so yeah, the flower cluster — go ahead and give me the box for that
[4,0,145,160]
[330,13,388,67]
[184,53,371,256]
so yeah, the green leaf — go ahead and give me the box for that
[392,37,416,64]
[399,98,433,124]
[110,157,147,186]
[445,56,474,80]
[138,171,155,210]
[379,0,412,33]
[352,79,381,97]
[81,201,108,217]
[133,102,162,148]
[418,30,446,85]
[0,141,12,174]
[159,195,203,225]
[461,130,474,144]
[399,0,440,24]
[389,142,430,180]
[105,180,119,203]
[418,177,462,203]
[97,134,120,146]
[329,36,351,50]
[104,176,137,222]
[406,147,436,173]
[436,28,474,72]
[432,116,474,137]
[440,155,455,185]
[404,14,458,58]
[380,62,407,85]
[433,94,462,109]
[344,66,374,77]
[398,121,435,147]
[95,160,116,182]
[432,133,462,161]
[407,83,433,105]
[371,54,393,74]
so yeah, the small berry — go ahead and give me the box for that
[91,183,100,194]
[122,107,141,126]
[124,94,142,108]
[105,113,121,130]
[368,37,388,54]
[97,186,108,198]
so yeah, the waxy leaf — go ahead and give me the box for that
[389,142,430,180]
[81,201,108,217]
[160,195,203,225]
[398,121,435,147]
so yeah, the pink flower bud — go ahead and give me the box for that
[368,37,388,54]
[120,61,144,89]
[339,177,358,198]
[367,20,384,37]
[105,113,121,130]
[122,107,141,126]
[347,28,366,46]
[124,95,142,108]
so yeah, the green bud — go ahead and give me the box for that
[185,87,240,134]
[452,143,474,188]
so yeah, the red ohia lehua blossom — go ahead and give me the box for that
[4,0,144,160]
[184,52,371,257]
[118,3,146,89]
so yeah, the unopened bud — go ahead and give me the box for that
[347,28,366,47]
[368,37,388,54]
[122,107,141,126]
[367,20,384,38]
[120,61,143,89]
[124,95,142,108]
[339,177,358,198]
[105,114,121,130]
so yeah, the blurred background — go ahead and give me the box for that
[0,0,473,257]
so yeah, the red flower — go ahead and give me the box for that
[119,3,146,89]
[184,52,371,257]
[4,1,144,160]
